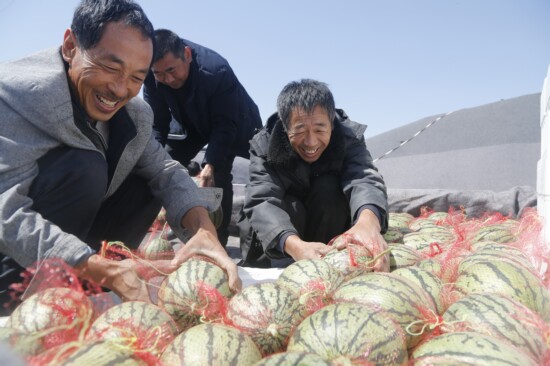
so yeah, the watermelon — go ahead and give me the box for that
[322,246,374,280]
[392,266,444,314]
[443,293,548,363]
[287,302,407,365]
[388,244,421,270]
[157,257,232,331]
[276,259,344,315]
[388,212,414,229]
[453,259,550,321]
[86,301,178,358]
[160,323,261,365]
[8,287,94,349]
[59,341,147,366]
[253,351,333,366]
[138,237,174,261]
[383,227,405,243]
[410,332,538,366]
[226,282,305,356]
[333,272,437,348]
[470,224,517,244]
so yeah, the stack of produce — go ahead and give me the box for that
[1,207,549,365]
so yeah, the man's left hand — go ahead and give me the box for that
[198,163,215,187]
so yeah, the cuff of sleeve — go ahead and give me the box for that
[354,204,382,227]
[73,247,96,267]
[277,231,297,256]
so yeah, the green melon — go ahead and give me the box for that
[322,246,374,280]
[86,301,178,358]
[454,259,550,321]
[388,212,414,229]
[253,351,333,366]
[287,302,407,365]
[443,293,548,363]
[392,266,444,314]
[410,332,538,366]
[59,341,147,366]
[388,244,421,270]
[226,282,305,356]
[470,224,517,244]
[161,323,261,365]
[157,257,232,331]
[138,237,174,261]
[333,272,437,349]
[276,259,344,315]
[0,327,43,356]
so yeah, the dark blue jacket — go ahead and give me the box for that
[143,39,262,168]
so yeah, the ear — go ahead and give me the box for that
[183,46,192,63]
[61,28,77,64]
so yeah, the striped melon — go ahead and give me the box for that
[408,218,441,231]
[226,282,305,356]
[415,258,442,278]
[392,266,444,314]
[470,224,517,244]
[388,212,414,229]
[59,341,147,366]
[322,246,374,280]
[160,323,261,365]
[157,257,232,331]
[8,287,94,348]
[287,302,407,365]
[453,259,550,321]
[443,293,548,363]
[388,244,421,270]
[333,272,437,349]
[138,237,174,260]
[383,227,405,243]
[276,259,344,315]
[0,327,43,356]
[458,249,536,275]
[86,301,178,358]
[253,351,333,366]
[410,332,538,366]
[403,230,454,251]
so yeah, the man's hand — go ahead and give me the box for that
[344,209,390,272]
[179,206,241,293]
[198,163,215,187]
[283,235,333,261]
[76,254,151,303]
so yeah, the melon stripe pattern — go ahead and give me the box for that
[443,293,548,363]
[454,259,550,321]
[253,351,333,366]
[276,259,344,315]
[333,272,437,349]
[388,244,421,270]
[287,302,408,365]
[86,301,178,357]
[157,258,232,331]
[471,224,516,243]
[60,341,147,366]
[226,282,305,356]
[392,266,444,314]
[160,323,261,366]
[410,332,539,366]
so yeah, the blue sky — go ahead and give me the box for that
[1,0,549,137]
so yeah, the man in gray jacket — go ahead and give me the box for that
[0,0,239,313]
[239,79,389,270]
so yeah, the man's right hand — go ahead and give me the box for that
[283,235,332,261]
[75,254,152,303]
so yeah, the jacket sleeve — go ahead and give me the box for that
[132,133,220,238]
[202,68,240,168]
[341,133,389,233]
[0,108,94,268]
[143,73,173,146]
[241,136,297,259]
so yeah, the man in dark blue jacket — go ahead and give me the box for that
[143,29,262,246]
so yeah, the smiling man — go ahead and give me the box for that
[238,79,389,270]
[0,0,239,314]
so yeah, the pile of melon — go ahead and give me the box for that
[1,207,549,365]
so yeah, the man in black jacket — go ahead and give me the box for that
[238,79,389,270]
[143,29,262,246]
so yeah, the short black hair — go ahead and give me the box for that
[71,0,154,50]
[277,79,336,131]
[152,28,186,64]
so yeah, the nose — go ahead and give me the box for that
[304,131,317,146]
[108,74,131,99]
